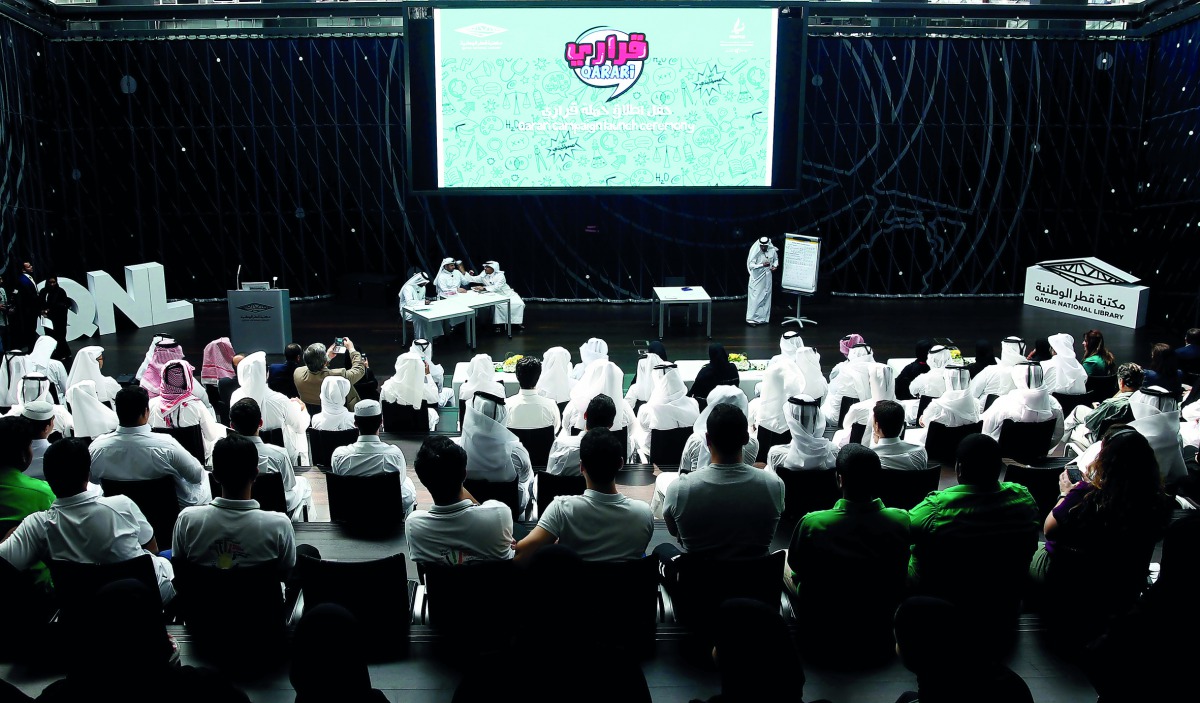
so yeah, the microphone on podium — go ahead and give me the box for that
[236,264,242,290]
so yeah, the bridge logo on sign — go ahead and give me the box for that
[237,302,275,313]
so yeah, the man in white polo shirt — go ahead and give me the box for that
[506,357,561,433]
[0,437,176,602]
[172,434,297,580]
[329,399,417,516]
[546,394,616,476]
[515,428,652,563]
[21,400,56,480]
[405,436,514,565]
[228,397,312,521]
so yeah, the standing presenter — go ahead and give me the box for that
[746,236,778,326]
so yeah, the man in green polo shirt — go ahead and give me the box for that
[0,415,55,590]
[786,443,910,661]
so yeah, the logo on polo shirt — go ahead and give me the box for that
[236,302,275,313]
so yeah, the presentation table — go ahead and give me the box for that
[401,298,476,348]
[458,290,513,339]
[651,286,712,340]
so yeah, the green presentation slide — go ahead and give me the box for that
[434,7,779,188]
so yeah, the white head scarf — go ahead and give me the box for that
[18,373,54,405]
[403,272,430,293]
[756,362,802,434]
[28,337,57,374]
[579,338,609,369]
[484,260,501,273]
[1009,362,1053,420]
[927,345,952,371]
[1127,386,1186,484]
[780,332,827,400]
[929,366,980,424]
[66,380,118,438]
[318,376,352,419]
[67,347,117,403]
[459,354,503,405]
[383,353,428,409]
[4,353,31,407]
[230,351,269,406]
[627,353,665,404]
[641,365,698,429]
[1045,332,1088,393]
[867,363,897,402]
[537,347,574,403]
[694,386,750,469]
[435,258,461,293]
[999,337,1026,367]
[782,395,835,469]
[748,238,778,265]
[570,361,627,430]
[409,338,434,363]
[461,392,519,479]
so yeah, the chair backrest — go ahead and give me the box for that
[457,398,468,432]
[984,394,1000,411]
[535,471,587,517]
[1002,464,1064,519]
[100,476,181,549]
[382,400,432,434]
[1053,392,1091,417]
[997,418,1057,464]
[204,385,226,424]
[876,466,942,510]
[172,560,287,668]
[306,427,360,468]
[1085,373,1118,397]
[151,425,206,465]
[848,422,867,445]
[463,477,520,518]
[649,426,694,466]
[511,426,556,467]
[754,426,792,463]
[917,395,935,418]
[298,553,410,655]
[924,421,984,463]
[304,402,322,418]
[251,471,288,514]
[573,558,659,657]
[259,427,285,448]
[326,471,405,531]
[837,397,860,429]
[421,560,521,639]
[775,466,840,520]
[48,554,160,627]
[671,550,786,631]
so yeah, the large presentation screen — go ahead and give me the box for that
[429,6,782,189]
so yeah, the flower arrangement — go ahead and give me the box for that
[728,352,750,371]
[500,354,524,373]
[949,347,963,360]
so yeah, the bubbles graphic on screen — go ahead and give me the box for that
[565,28,649,102]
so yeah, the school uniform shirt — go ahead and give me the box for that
[871,437,930,472]
[662,462,785,559]
[0,488,175,601]
[88,424,210,507]
[329,436,417,515]
[505,389,561,433]
[172,498,297,579]
[536,489,654,561]
[405,499,515,565]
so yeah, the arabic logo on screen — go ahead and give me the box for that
[564,27,649,102]
[236,303,275,313]
[456,23,507,39]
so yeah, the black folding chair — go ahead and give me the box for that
[172,561,289,671]
[1053,392,1091,417]
[755,427,792,463]
[924,421,984,463]
[152,425,206,465]
[259,427,285,448]
[649,426,694,466]
[917,395,935,419]
[382,400,434,433]
[511,426,555,467]
[1002,464,1063,519]
[100,476,181,549]
[326,471,406,532]
[48,554,160,630]
[837,397,860,429]
[463,478,520,519]
[419,560,521,650]
[775,466,840,520]
[535,471,587,517]
[669,550,786,635]
[299,553,412,658]
[984,394,1000,411]
[848,422,867,445]
[876,466,941,510]
[997,418,1057,464]
[306,427,359,468]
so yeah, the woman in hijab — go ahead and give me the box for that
[65,380,118,438]
[1041,332,1088,395]
[201,337,237,387]
[892,597,1033,703]
[537,346,576,405]
[895,339,933,402]
[456,392,534,511]
[965,339,997,380]
[624,341,667,407]
[689,342,739,403]
[66,346,122,404]
[969,336,1024,402]
[561,361,636,433]
[380,353,440,430]
[36,276,72,359]
[834,363,897,448]
[910,366,980,444]
[767,395,836,471]
[399,271,443,340]
[311,377,357,431]
[828,333,866,381]
[632,364,699,462]
[821,342,874,425]
[27,336,69,398]
[140,340,186,398]
[1027,337,1053,362]
[148,360,226,461]
[980,362,1065,446]
[291,604,388,703]
[572,337,610,381]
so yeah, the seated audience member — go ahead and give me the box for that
[828,333,866,381]
[749,361,801,436]
[89,386,210,507]
[31,579,250,703]
[27,336,69,398]
[767,395,837,472]
[217,354,243,412]
[1073,386,1188,489]
[1080,329,1115,376]
[1176,327,1200,376]
[172,434,297,579]
[688,342,740,403]
[1041,333,1088,394]
[140,340,186,398]
[0,438,175,602]
[631,363,699,463]
[456,353,504,410]
[908,344,953,400]
[775,331,827,401]
[291,604,388,703]
[408,338,454,406]
[148,360,226,462]
[506,356,561,432]
[267,343,304,398]
[657,405,784,571]
[228,398,312,521]
[0,415,55,588]
[1143,342,1184,398]
[536,346,576,405]
[561,361,636,434]
[907,366,979,445]
[625,341,667,407]
[1063,362,1142,452]
[294,339,367,409]
[786,444,910,659]
[964,339,997,381]
[405,436,514,564]
[311,377,357,431]
[907,434,1039,642]
[65,381,118,439]
[1027,338,1052,362]
[547,394,615,477]
[66,346,122,404]
[571,337,610,381]
[834,363,896,448]
[516,428,653,563]
[379,353,440,431]
[456,392,533,511]
[5,373,72,438]
[821,342,874,425]
[894,339,933,402]
[20,401,56,480]
[968,336,1024,402]
[329,400,417,516]
[232,351,310,464]
[893,597,1034,703]
[869,400,928,471]
[980,361,1065,447]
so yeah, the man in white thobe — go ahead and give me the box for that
[399,272,443,340]
[462,260,526,331]
[746,237,778,326]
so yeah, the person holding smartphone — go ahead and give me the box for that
[293,337,368,411]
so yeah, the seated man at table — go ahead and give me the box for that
[329,400,417,516]
[547,394,616,476]
[405,436,514,564]
[506,356,561,433]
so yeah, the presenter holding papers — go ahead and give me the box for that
[746,237,779,326]
[463,261,526,333]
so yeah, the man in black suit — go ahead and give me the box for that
[15,261,39,350]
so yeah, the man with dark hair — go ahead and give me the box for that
[172,434,297,579]
[0,415,55,588]
[1176,328,1200,376]
[1064,362,1143,452]
[870,400,928,471]
[268,343,305,398]
[515,428,653,563]
[1,438,176,602]
[506,356,561,433]
[405,436,514,564]
[20,401,57,480]
[329,400,416,515]
[785,443,911,657]
[89,386,209,506]
[660,404,785,560]
[293,339,367,410]
[228,398,310,520]
[546,394,617,476]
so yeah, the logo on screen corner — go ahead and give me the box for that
[456,23,507,39]
[564,28,648,102]
[236,302,275,313]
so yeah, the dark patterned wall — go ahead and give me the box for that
[29,30,1150,303]
[0,13,50,278]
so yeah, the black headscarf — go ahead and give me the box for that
[648,340,669,362]
[966,339,997,379]
[1029,338,1053,362]
[690,343,740,400]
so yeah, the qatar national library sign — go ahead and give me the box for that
[1023,257,1148,330]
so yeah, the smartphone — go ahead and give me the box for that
[335,337,344,345]
[1066,467,1084,484]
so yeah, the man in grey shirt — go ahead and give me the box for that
[870,400,929,472]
